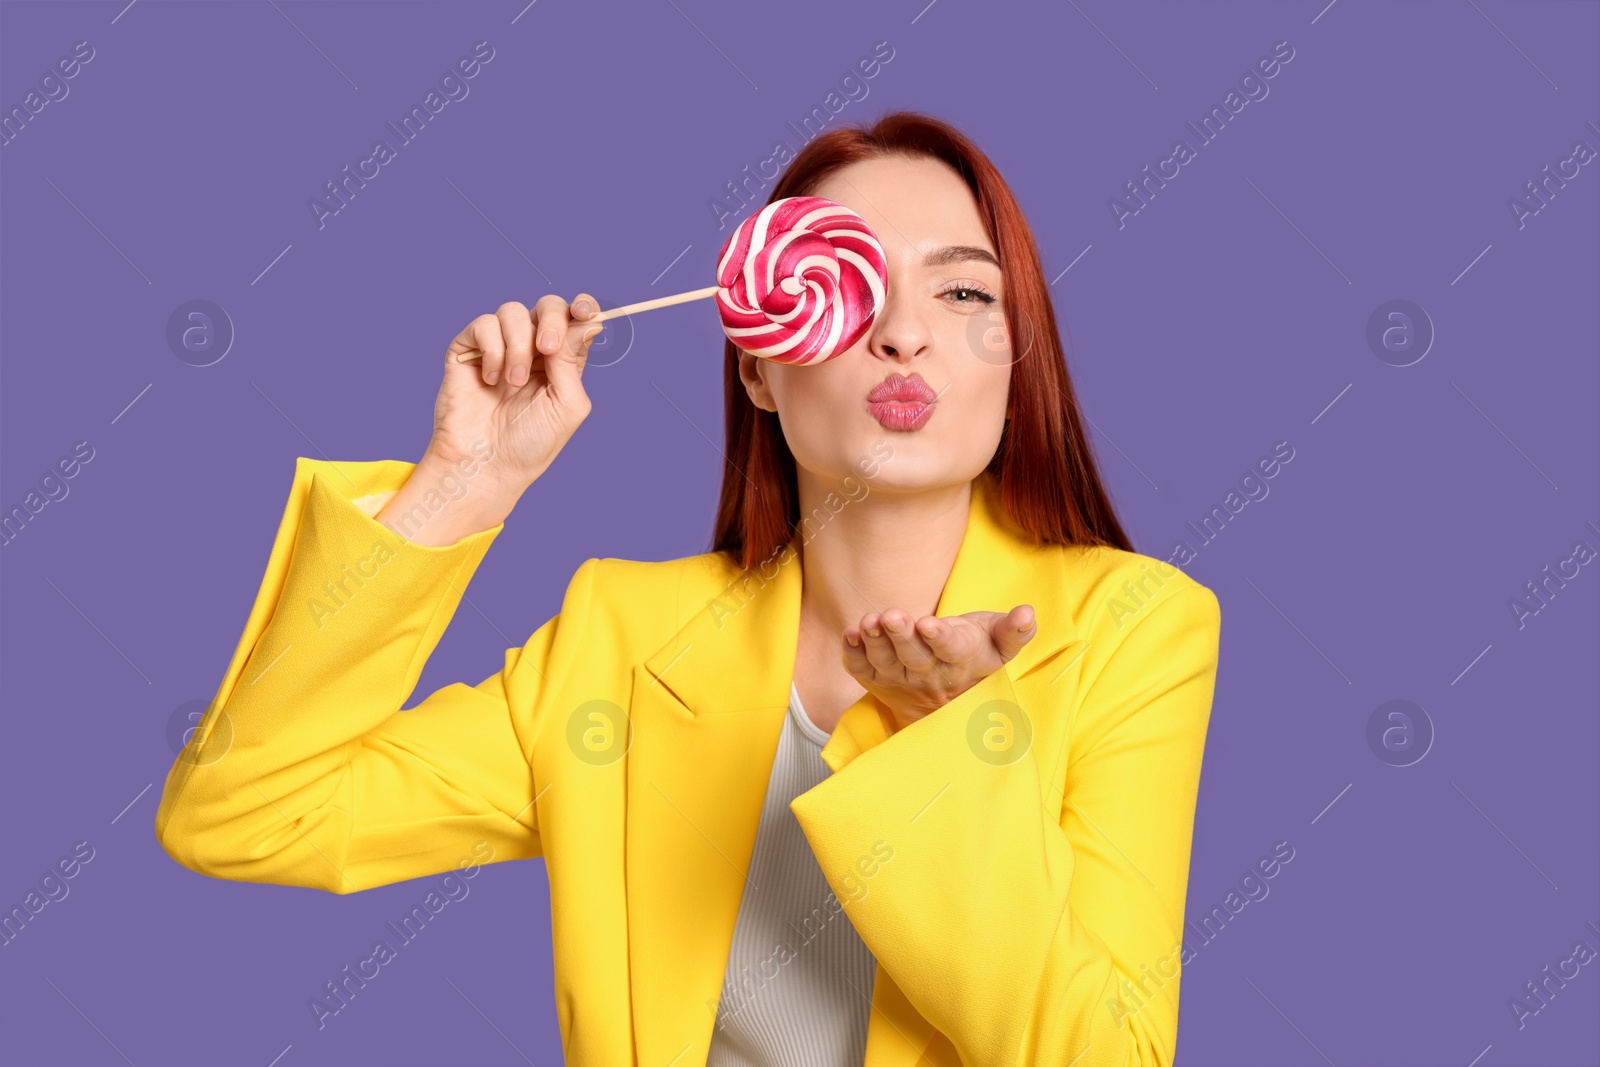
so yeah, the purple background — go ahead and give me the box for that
[3,1,1597,1064]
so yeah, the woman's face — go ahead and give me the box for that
[738,153,1013,495]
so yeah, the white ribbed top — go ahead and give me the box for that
[704,682,877,1065]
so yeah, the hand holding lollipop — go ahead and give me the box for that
[421,197,889,541]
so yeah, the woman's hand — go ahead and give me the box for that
[373,294,604,546]
[841,605,1037,730]
[431,293,605,490]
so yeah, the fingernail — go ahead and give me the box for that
[844,632,860,648]
[582,327,602,344]
[883,618,901,634]
[508,365,527,386]
[539,331,557,351]
[865,625,881,638]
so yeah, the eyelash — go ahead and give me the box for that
[938,283,997,305]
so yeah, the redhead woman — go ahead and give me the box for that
[156,111,1221,1067]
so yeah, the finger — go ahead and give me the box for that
[914,615,978,664]
[531,295,584,404]
[497,301,534,387]
[572,322,604,367]
[881,608,935,669]
[569,292,601,323]
[841,626,873,678]
[468,313,505,384]
[531,294,571,358]
[858,613,901,675]
[446,316,483,364]
[567,293,605,363]
[992,604,1037,662]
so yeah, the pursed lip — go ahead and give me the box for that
[866,372,937,404]
[866,372,937,430]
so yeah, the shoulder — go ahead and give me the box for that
[1049,542,1220,647]
[558,547,743,636]
[572,548,741,598]
[1043,545,1221,748]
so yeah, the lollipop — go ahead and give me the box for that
[713,197,888,365]
[592,196,887,364]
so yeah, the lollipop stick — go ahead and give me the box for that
[591,285,720,322]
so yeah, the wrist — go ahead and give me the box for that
[377,452,518,546]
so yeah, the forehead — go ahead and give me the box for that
[809,154,993,261]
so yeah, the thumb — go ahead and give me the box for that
[991,605,1037,662]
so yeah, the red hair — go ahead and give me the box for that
[712,110,1133,570]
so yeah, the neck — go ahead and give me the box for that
[794,470,975,645]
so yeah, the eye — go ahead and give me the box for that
[938,284,996,306]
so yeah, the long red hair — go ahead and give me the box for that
[712,110,1133,570]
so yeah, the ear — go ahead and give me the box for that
[737,350,778,413]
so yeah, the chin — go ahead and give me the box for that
[842,436,993,496]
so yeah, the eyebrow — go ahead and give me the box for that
[923,245,1000,269]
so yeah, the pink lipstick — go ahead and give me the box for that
[866,372,937,431]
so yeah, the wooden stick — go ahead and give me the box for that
[591,285,720,322]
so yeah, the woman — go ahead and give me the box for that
[156,111,1221,1067]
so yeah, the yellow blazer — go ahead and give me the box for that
[155,456,1221,1066]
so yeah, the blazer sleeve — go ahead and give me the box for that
[154,456,565,895]
[790,582,1221,1067]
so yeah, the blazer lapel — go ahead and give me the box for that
[625,539,805,1063]
[624,470,1088,1065]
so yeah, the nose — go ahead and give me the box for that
[865,280,932,364]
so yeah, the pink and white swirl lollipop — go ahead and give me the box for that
[713,197,887,365]
[593,196,887,364]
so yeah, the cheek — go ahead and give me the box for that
[768,366,859,460]
[956,304,1016,366]
[948,358,1012,424]
[936,360,1012,472]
